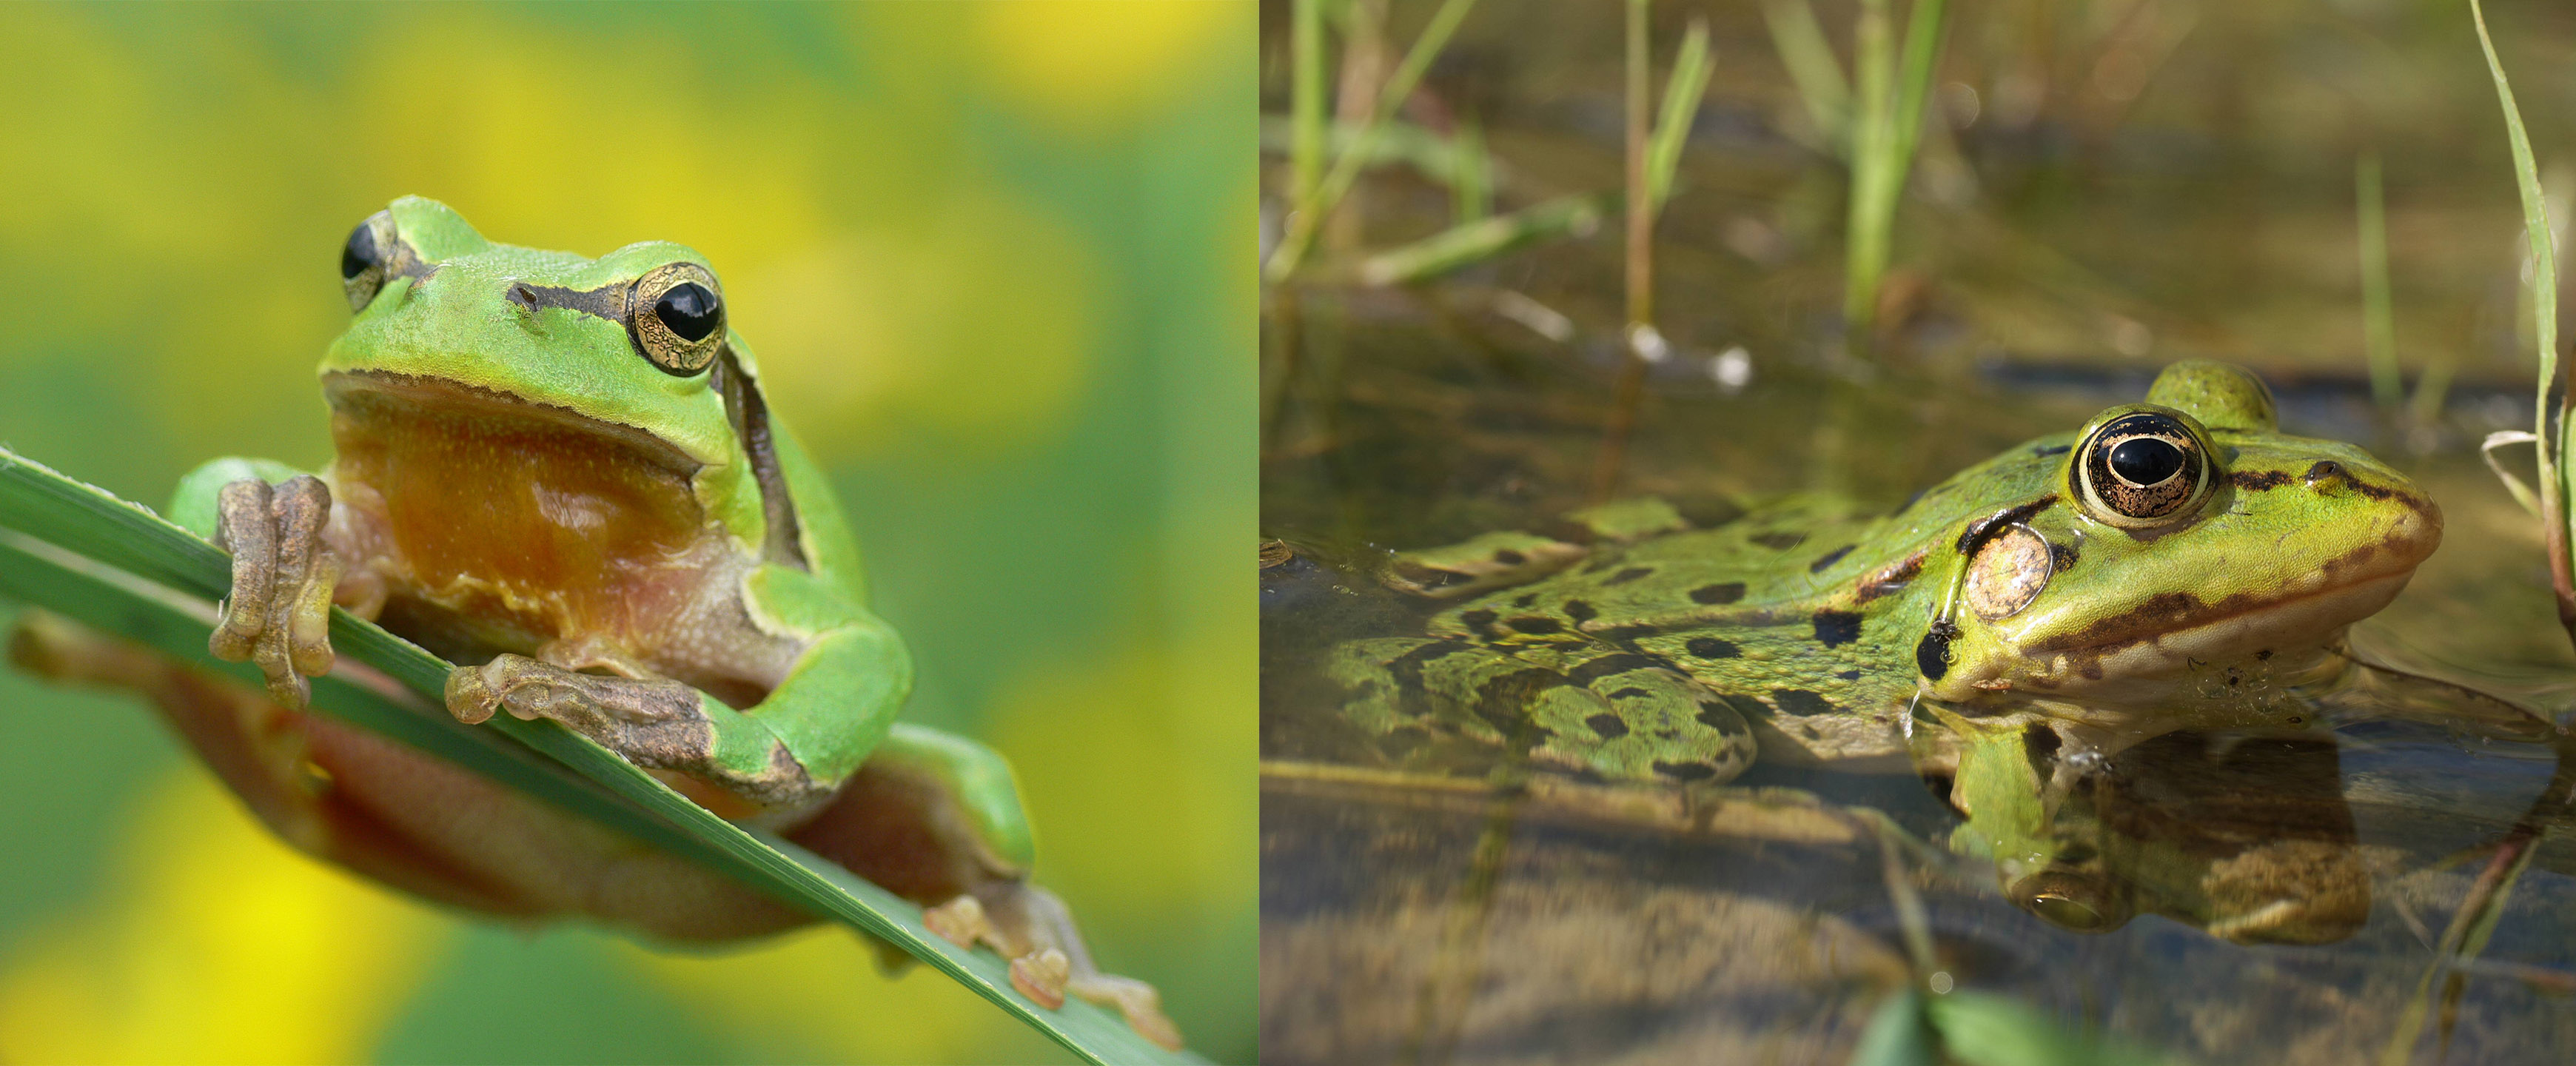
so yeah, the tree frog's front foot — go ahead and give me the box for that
[206,475,341,708]
[446,653,819,809]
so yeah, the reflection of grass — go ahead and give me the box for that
[0,449,1190,1066]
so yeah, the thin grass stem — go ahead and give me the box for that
[2469,0,2571,643]
[1266,0,1480,281]
[1761,0,1852,155]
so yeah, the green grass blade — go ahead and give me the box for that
[2469,0,2569,636]
[1647,18,1714,211]
[1454,115,1492,225]
[1265,0,1480,281]
[1355,193,1609,286]
[1761,0,1852,155]
[0,447,1197,1066]
[1290,0,1326,207]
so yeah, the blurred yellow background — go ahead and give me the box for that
[0,3,1252,1063]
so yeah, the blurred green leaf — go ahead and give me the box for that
[0,446,1198,1066]
[1848,988,1937,1066]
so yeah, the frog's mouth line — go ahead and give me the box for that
[322,371,704,476]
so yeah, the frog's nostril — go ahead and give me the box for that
[2301,460,2347,488]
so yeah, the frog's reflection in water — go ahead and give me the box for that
[1942,725,2367,945]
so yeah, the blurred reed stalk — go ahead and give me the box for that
[1261,0,1331,450]
[1264,0,1478,284]
[2356,152,2401,413]
[1589,7,1712,502]
[1841,0,1947,349]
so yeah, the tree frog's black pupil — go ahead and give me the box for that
[2107,437,2185,486]
[341,224,378,281]
[654,282,720,342]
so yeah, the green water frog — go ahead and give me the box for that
[10,196,1176,1048]
[1329,361,2441,796]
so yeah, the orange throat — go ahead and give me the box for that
[322,372,730,661]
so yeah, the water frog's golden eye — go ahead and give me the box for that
[627,262,725,376]
[2070,407,2213,528]
[340,211,399,312]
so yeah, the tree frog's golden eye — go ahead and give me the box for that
[2070,407,2213,528]
[340,211,398,313]
[626,262,725,376]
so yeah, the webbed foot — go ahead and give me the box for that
[207,475,341,708]
[923,887,1184,1051]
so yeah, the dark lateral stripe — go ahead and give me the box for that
[506,280,628,321]
[1955,495,2057,554]
[713,346,808,569]
[1568,653,1661,685]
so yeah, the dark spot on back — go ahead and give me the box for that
[1569,654,1659,684]
[1690,583,1746,605]
[1608,686,1650,700]
[1585,713,1630,740]
[2230,469,2293,492]
[2022,723,2061,779]
[1812,610,1863,646]
[1889,488,1928,518]
[1460,609,1498,629]
[2256,648,2273,661]
[1771,688,1837,716]
[1836,669,1862,680]
[2032,443,2071,457]
[1751,532,1807,551]
[1916,620,1959,680]
[1470,668,1569,733]
[1512,592,1537,609]
[1604,566,1655,586]
[1507,616,1561,634]
[1809,544,1856,573]
[1685,637,1740,659]
[1652,760,1720,782]
[1492,549,1527,565]
[1563,600,1598,623]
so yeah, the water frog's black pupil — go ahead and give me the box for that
[654,282,720,342]
[2107,437,2185,486]
[341,224,378,280]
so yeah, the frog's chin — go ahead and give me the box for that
[1952,570,2417,708]
[322,370,703,475]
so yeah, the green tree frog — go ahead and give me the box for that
[11,196,1178,1049]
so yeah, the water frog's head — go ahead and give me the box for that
[1922,361,2441,705]
[315,196,768,543]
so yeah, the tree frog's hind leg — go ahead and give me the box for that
[8,611,543,917]
[785,724,1184,1050]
